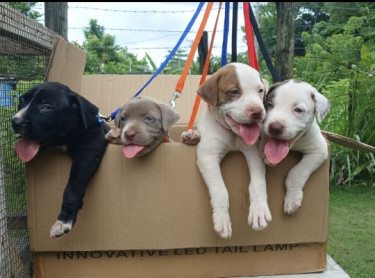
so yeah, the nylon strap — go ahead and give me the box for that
[231,2,238,62]
[174,2,214,95]
[243,2,260,71]
[247,2,282,82]
[187,2,223,130]
[106,2,205,120]
[221,2,230,67]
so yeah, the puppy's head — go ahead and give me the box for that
[114,96,180,158]
[197,62,268,145]
[263,79,331,164]
[11,82,99,162]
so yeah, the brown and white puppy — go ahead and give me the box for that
[260,79,331,214]
[182,62,271,239]
[105,96,180,158]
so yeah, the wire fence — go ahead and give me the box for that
[0,3,57,277]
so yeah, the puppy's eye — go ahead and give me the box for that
[39,104,52,113]
[295,107,303,113]
[266,102,273,110]
[229,89,240,95]
[145,115,153,122]
[259,88,264,94]
[120,116,127,122]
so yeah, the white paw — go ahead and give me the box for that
[212,210,232,239]
[284,189,303,214]
[50,220,73,238]
[248,202,272,230]
[181,129,200,145]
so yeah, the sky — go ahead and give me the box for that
[36,2,259,67]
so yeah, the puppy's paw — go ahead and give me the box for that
[50,220,73,238]
[212,210,232,239]
[105,128,122,144]
[248,202,272,230]
[181,129,200,145]
[284,189,303,214]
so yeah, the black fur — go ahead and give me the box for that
[11,81,110,236]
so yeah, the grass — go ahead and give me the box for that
[328,185,375,278]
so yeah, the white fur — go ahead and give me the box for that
[182,63,271,239]
[260,79,330,214]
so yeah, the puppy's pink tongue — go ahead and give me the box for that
[264,138,289,164]
[240,123,260,145]
[122,145,144,158]
[14,138,40,162]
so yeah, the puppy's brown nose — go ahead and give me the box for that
[269,122,284,136]
[125,130,136,141]
[249,107,263,120]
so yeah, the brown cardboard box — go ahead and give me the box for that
[27,37,329,277]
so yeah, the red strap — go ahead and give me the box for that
[243,2,260,71]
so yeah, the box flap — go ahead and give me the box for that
[46,36,87,93]
[26,142,329,252]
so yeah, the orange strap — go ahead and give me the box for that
[174,2,214,94]
[187,2,223,130]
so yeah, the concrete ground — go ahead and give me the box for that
[238,255,350,278]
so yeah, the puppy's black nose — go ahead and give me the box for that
[11,117,23,132]
[269,122,284,136]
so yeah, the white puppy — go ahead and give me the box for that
[182,62,271,239]
[260,79,331,214]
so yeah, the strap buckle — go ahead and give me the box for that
[169,91,181,109]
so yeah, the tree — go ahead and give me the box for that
[162,49,189,74]
[6,2,41,20]
[45,2,68,39]
[275,2,295,80]
[73,19,150,74]
[293,2,375,186]
[294,2,329,56]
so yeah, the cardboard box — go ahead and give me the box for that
[26,37,329,277]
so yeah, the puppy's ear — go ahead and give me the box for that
[260,76,269,101]
[312,88,331,123]
[71,94,99,130]
[260,76,269,92]
[114,106,125,128]
[159,103,180,131]
[197,73,220,107]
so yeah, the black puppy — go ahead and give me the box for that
[11,82,110,238]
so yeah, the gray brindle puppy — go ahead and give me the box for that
[105,95,180,158]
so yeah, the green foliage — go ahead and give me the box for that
[293,2,375,187]
[162,49,189,74]
[74,19,150,74]
[6,2,41,20]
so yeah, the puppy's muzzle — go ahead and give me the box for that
[268,122,284,136]
[11,117,24,133]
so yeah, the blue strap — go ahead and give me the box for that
[221,2,230,67]
[231,2,238,62]
[132,2,204,98]
[108,2,205,120]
